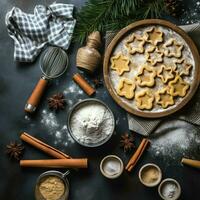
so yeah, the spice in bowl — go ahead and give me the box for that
[39,176,65,200]
[158,178,181,200]
[100,155,124,179]
[35,171,70,200]
[68,99,115,147]
[139,163,162,187]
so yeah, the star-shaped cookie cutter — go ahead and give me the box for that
[168,75,190,97]
[155,87,174,109]
[157,65,174,83]
[135,89,154,110]
[163,38,183,58]
[110,53,130,75]
[145,46,164,66]
[116,78,136,99]
[136,64,156,87]
[173,58,193,76]
[125,33,147,54]
[145,27,163,46]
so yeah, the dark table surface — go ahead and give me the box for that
[0,0,200,200]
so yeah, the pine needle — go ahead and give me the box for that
[73,0,165,44]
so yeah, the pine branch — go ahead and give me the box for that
[73,0,165,44]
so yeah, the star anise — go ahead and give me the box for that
[120,133,135,152]
[93,77,103,88]
[6,141,24,160]
[48,93,66,111]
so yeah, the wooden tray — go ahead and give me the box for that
[103,19,200,118]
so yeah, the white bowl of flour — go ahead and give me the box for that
[67,99,115,147]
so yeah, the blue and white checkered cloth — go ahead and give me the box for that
[5,3,76,62]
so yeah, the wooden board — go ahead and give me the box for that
[103,19,200,118]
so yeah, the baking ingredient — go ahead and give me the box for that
[120,133,135,152]
[20,159,88,168]
[47,93,66,111]
[20,132,71,159]
[39,176,65,200]
[70,102,114,144]
[149,120,200,163]
[73,73,95,96]
[126,138,150,172]
[141,166,160,184]
[181,158,200,169]
[103,158,122,176]
[93,77,103,88]
[161,182,178,199]
[6,141,24,160]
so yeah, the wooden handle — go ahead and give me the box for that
[181,158,200,169]
[25,78,48,113]
[20,159,88,168]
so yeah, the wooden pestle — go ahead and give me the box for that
[181,158,200,169]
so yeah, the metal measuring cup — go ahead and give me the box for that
[25,47,68,113]
[35,170,70,200]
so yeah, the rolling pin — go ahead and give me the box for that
[181,158,200,169]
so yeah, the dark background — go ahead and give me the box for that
[0,0,200,200]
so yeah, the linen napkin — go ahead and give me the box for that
[105,22,200,136]
[5,3,76,62]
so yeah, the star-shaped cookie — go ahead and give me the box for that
[157,65,174,83]
[163,38,183,58]
[155,87,174,108]
[168,75,190,97]
[116,78,136,99]
[145,46,164,66]
[110,53,130,75]
[135,89,154,110]
[145,27,163,45]
[173,58,193,76]
[125,33,147,54]
[136,64,156,87]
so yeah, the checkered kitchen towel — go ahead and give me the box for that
[5,3,76,62]
[105,23,200,136]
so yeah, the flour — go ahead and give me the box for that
[161,183,178,199]
[41,110,59,130]
[149,120,200,163]
[40,109,74,146]
[103,160,121,176]
[69,102,114,145]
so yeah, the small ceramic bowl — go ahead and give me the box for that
[100,155,124,179]
[158,178,181,200]
[35,170,70,200]
[67,98,115,147]
[139,163,162,187]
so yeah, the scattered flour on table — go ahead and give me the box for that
[40,109,74,146]
[180,1,200,24]
[148,120,200,163]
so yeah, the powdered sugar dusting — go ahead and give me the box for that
[148,120,200,165]
[40,109,74,146]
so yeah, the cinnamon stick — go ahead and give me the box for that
[181,158,200,169]
[20,132,71,159]
[126,138,150,172]
[20,159,88,169]
[73,73,95,96]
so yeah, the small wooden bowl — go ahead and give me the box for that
[100,155,124,179]
[158,178,181,200]
[139,163,162,187]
